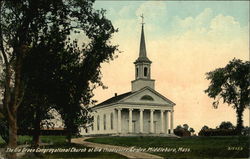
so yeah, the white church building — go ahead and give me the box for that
[81,20,176,136]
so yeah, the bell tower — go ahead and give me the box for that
[131,15,155,92]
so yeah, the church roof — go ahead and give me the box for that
[92,87,175,109]
[93,91,135,108]
[135,25,151,64]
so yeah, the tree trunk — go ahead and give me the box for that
[32,115,41,148]
[32,104,42,148]
[6,47,25,159]
[7,111,17,159]
[236,108,244,135]
[66,129,72,143]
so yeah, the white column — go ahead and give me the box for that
[166,111,169,134]
[248,107,250,127]
[150,109,154,133]
[117,108,122,133]
[139,109,144,133]
[129,108,133,133]
[160,110,164,133]
[170,110,174,134]
[113,109,116,132]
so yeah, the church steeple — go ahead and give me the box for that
[131,15,155,92]
[135,15,151,64]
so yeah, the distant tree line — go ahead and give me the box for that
[198,121,250,136]
[174,121,250,137]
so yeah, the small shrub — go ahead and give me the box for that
[174,128,191,137]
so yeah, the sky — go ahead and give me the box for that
[92,1,249,133]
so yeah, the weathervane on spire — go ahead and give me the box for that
[140,14,145,26]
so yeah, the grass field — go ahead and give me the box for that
[1,135,249,159]
[0,135,67,147]
[20,143,127,159]
[86,136,250,159]
[0,136,127,159]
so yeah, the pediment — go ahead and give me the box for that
[119,87,175,106]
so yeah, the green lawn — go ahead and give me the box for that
[1,135,249,158]
[1,136,127,159]
[86,136,249,159]
[0,135,32,148]
[0,135,68,147]
[20,143,127,159]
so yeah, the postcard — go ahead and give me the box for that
[0,0,249,159]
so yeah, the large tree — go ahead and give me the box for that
[0,0,117,158]
[205,58,250,134]
[0,2,58,158]
[17,43,58,148]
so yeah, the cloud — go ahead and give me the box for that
[173,8,249,43]
[176,8,213,30]
[135,1,167,19]
[135,1,168,32]
[208,14,246,41]
[118,5,131,17]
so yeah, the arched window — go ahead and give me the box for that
[144,67,148,77]
[103,114,106,130]
[110,113,114,130]
[141,95,154,101]
[97,115,100,131]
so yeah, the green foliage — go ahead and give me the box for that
[189,127,195,133]
[183,124,189,131]
[174,128,191,137]
[0,136,32,147]
[201,125,209,131]
[0,109,8,144]
[1,0,118,145]
[242,126,250,136]
[205,58,250,133]
[176,125,182,129]
[0,119,8,144]
[219,121,235,129]
[174,124,191,136]
[175,124,195,136]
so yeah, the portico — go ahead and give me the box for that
[115,107,174,134]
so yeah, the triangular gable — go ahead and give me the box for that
[118,86,175,106]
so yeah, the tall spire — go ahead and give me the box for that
[135,14,151,64]
[132,14,155,92]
